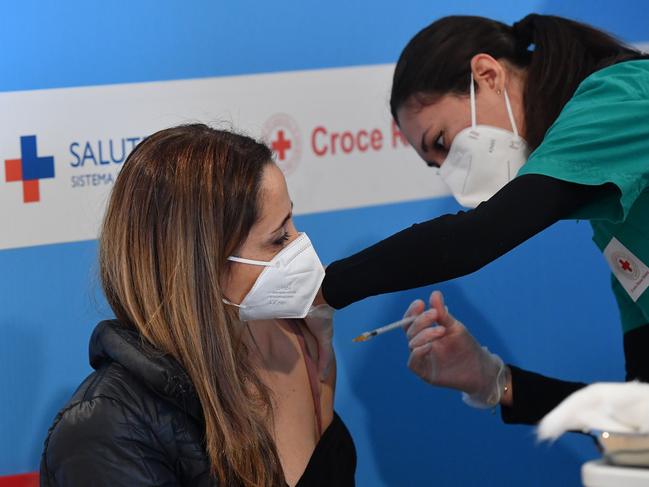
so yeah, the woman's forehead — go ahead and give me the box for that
[258,165,291,225]
[260,164,289,203]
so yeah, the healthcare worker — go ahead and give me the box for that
[313,13,649,423]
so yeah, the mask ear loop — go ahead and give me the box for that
[222,298,242,308]
[227,256,272,266]
[471,73,520,140]
[503,88,521,140]
[469,73,477,129]
[223,256,271,310]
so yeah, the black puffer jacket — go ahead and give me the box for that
[40,320,356,486]
[40,320,212,486]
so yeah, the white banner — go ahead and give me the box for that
[0,64,449,251]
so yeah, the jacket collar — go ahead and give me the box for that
[89,320,203,422]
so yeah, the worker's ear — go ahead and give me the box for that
[470,54,507,94]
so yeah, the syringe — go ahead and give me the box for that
[352,315,417,342]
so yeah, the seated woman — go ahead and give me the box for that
[39,124,356,487]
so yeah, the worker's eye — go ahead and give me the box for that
[433,132,446,151]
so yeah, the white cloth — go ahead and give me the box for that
[537,382,649,441]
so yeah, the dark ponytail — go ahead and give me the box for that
[391,14,644,150]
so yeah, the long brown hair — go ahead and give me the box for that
[390,14,645,150]
[99,124,285,486]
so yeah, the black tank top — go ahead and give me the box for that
[295,412,356,487]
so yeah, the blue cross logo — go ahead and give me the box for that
[5,135,56,203]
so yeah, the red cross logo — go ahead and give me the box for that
[262,114,302,175]
[619,259,633,273]
[272,130,292,161]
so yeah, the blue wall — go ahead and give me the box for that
[1,0,647,92]
[1,1,647,485]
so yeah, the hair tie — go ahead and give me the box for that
[512,13,538,49]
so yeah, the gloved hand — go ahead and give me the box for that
[404,290,507,408]
[304,304,336,382]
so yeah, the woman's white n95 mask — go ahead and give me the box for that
[224,232,325,321]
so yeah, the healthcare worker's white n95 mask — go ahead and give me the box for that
[224,232,325,321]
[438,73,530,208]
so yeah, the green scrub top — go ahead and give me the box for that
[517,59,649,333]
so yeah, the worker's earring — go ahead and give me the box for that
[496,89,502,95]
